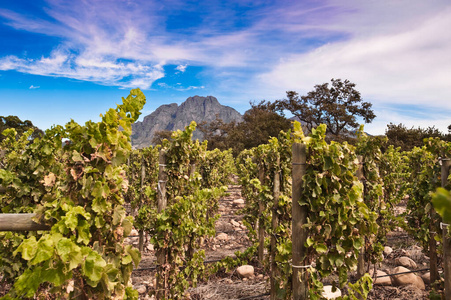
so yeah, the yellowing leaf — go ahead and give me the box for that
[43,172,56,187]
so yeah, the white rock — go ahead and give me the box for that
[216,233,229,241]
[420,272,430,284]
[321,286,342,299]
[130,229,139,236]
[392,266,425,290]
[370,269,392,286]
[236,265,254,278]
[395,256,417,269]
[134,285,146,294]
[233,199,245,206]
[383,246,393,256]
[231,220,240,227]
[147,244,154,251]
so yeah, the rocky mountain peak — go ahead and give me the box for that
[131,96,242,149]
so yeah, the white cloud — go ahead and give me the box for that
[156,82,204,91]
[175,64,187,73]
[0,0,450,130]
[260,3,451,102]
[175,85,204,92]
[29,85,40,89]
[255,1,451,134]
[0,50,164,89]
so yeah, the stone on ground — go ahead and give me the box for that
[391,266,425,290]
[369,269,392,286]
[236,265,254,278]
[231,219,240,227]
[233,199,245,206]
[134,285,147,294]
[383,246,393,256]
[321,286,342,299]
[395,256,417,269]
[420,272,430,284]
[216,232,229,241]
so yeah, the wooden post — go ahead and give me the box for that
[270,156,280,300]
[258,164,265,263]
[0,150,6,194]
[441,156,451,299]
[138,156,146,252]
[156,150,168,300]
[430,214,439,286]
[356,155,365,279]
[187,161,197,260]
[292,143,308,300]
[0,213,50,231]
[190,162,196,177]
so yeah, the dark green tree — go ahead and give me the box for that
[0,115,43,142]
[277,79,375,139]
[151,129,173,145]
[199,101,291,155]
[385,123,445,151]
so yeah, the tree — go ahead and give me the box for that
[199,101,291,155]
[198,115,236,151]
[0,115,43,142]
[385,123,445,151]
[151,129,173,145]
[277,79,376,139]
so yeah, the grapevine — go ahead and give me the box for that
[0,89,145,299]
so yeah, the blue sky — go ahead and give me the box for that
[0,0,450,135]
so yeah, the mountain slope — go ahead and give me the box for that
[131,96,242,148]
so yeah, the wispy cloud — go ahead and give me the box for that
[0,50,164,89]
[253,1,451,135]
[0,0,450,134]
[29,85,40,89]
[175,64,187,73]
[157,82,204,92]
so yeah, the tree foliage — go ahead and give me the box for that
[277,79,375,139]
[199,101,291,155]
[0,116,43,142]
[151,129,173,145]
[385,123,447,152]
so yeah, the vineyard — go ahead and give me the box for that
[0,89,450,300]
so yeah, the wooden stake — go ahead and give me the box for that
[156,150,168,300]
[0,213,50,231]
[138,155,146,252]
[187,161,197,260]
[430,214,439,286]
[356,155,365,279]
[441,156,451,299]
[292,143,308,300]
[270,156,280,300]
[258,164,265,263]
